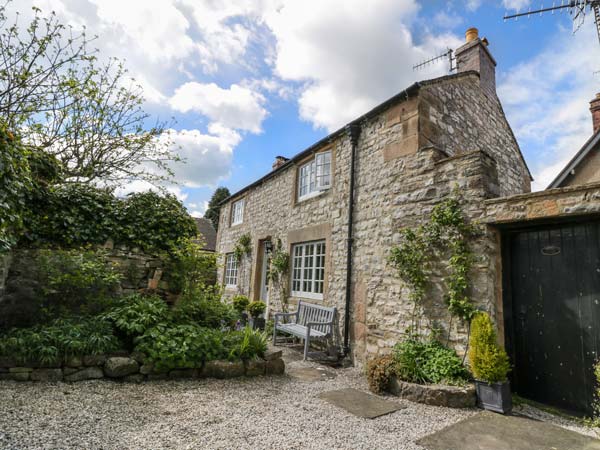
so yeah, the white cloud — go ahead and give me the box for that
[466,0,482,12]
[262,0,461,131]
[169,82,267,133]
[502,0,531,10]
[498,25,600,190]
[189,201,210,218]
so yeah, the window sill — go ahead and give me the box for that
[291,292,324,301]
[297,189,329,205]
[230,222,244,228]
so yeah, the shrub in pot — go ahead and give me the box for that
[469,312,512,414]
[232,295,250,325]
[248,301,266,330]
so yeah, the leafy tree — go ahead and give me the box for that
[204,187,230,231]
[0,2,179,186]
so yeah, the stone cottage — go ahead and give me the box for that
[216,28,532,362]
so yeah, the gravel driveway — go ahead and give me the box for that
[0,351,477,450]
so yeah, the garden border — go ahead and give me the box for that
[388,376,476,408]
[0,350,285,382]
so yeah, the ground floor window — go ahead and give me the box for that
[225,253,238,287]
[291,240,325,299]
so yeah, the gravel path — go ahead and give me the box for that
[0,351,477,450]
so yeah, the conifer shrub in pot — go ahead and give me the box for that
[247,301,266,330]
[469,312,512,414]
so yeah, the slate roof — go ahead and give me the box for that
[194,217,217,252]
[547,129,600,189]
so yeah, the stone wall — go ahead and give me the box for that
[216,72,531,363]
[0,350,285,382]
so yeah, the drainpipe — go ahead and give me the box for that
[343,122,362,357]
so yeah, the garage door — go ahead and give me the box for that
[507,220,600,415]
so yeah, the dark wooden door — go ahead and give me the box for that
[508,221,600,415]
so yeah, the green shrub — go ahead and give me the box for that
[232,295,250,314]
[165,238,217,294]
[248,301,266,318]
[0,317,120,364]
[393,339,469,385]
[37,248,122,318]
[172,285,236,328]
[102,294,170,337]
[21,186,197,252]
[366,355,396,394]
[224,326,267,361]
[135,324,227,371]
[468,312,510,383]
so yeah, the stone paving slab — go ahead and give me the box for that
[418,411,600,450]
[319,388,405,419]
[288,366,337,382]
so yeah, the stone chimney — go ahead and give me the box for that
[455,27,497,98]
[272,156,289,170]
[591,94,600,134]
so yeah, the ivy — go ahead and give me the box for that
[20,186,198,252]
[389,191,479,327]
[267,239,290,312]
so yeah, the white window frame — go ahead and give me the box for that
[230,199,244,226]
[224,253,239,288]
[297,151,331,201]
[291,240,326,300]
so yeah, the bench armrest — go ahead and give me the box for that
[274,311,298,326]
[306,320,333,336]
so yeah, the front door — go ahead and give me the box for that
[507,220,600,415]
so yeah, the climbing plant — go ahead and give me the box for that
[268,239,290,313]
[233,233,252,261]
[389,191,479,331]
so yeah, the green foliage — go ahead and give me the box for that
[22,186,197,252]
[232,295,250,314]
[135,324,267,371]
[0,125,32,252]
[37,248,122,318]
[248,301,266,318]
[233,233,252,261]
[389,191,478,325]
[225,326,268,361]
[204,187,231,231]
[172,285,237,329]
[165,237,217,294]
[135,324,227,371]
[102,294,169,337]
[393,338,470,385]
[118,192,198,252]
[267,239,290,313]
[0,317,120,364]
[591,361,600,425]
[366,355,396,394]
[468,313,510,383]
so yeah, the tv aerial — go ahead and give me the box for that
[413,48,456,74]
[503,0,600,44]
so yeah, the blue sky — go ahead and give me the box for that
[10,0,600,215]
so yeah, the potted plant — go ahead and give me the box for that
[247,301,266,330]
[469,312,512,414]
[232,295,250,325]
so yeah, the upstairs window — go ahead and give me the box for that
[231,199,244,226]
[291,240,326,300]
[224,253,238,287]
[298,151,331,201]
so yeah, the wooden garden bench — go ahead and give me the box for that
[272,301,337,360]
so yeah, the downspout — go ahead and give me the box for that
[343,122,362,357]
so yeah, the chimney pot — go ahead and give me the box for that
[591,93,600,134]
[465,27,479,43]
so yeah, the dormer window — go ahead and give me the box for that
[298,151,331,201]
[231,199,244,226]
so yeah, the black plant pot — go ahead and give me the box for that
[249,317,265,330]
[475,380,512,414]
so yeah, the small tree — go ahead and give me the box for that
[204,187,230,231]
[468,312,510,384]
